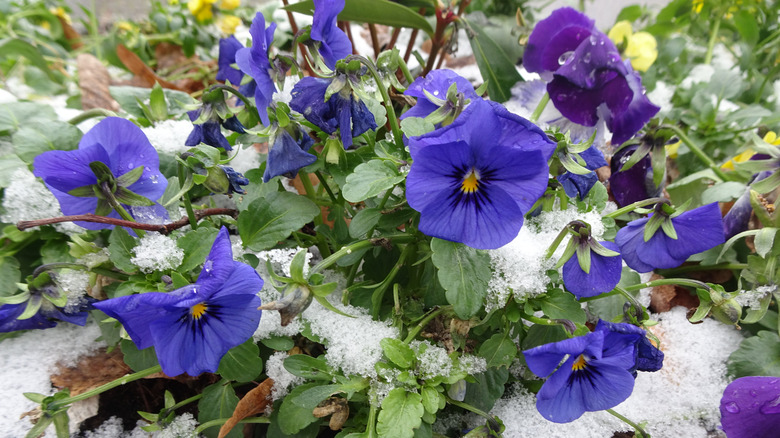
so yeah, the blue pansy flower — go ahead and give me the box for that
[185,108,245,151]
[93,227,263,376]
[401,69,477,122]
[222,166,249,195]
[615,202,725,273]
[289,75,377,148]
[0,274,90,333]
[721,376,780,438]
[525,7,659,145]
[217,36,245,86]
[522,320,646,423]
[236,12,277,126]
[264,125,316,182]
[595,319,664,374]
[557,145,607,199]
[406,99,554,249]
[562,240,622,299]
[311,0,352,69]
[33,117,168,230]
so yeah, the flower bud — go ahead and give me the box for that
[259,283,313,326]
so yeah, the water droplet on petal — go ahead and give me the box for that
[724,402,740,414]
[589,35,599,45]
[751,390,759,397]
[760,396,780,414]
[433,90,439,96]
[583,52,592,64]
[203,260,213,273]
[558,51,575,65]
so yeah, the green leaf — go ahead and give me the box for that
[278,383,321,434]
[538,288,587,324]
[727,331,780,378]
[108,227,138,273]
[238,192,320,251]
[12,120,82,164]
[177,227,220,273]
[754,228,778,259]
[120,339,159,372]
[400,117,435,138]
[217,339,263,382]
[0,102,57,135]
[0,39,61,82]
[420,386,440,414]
[109,85,197,119]
[284,354,333,381]
[478,332,516,369]
[430,239,491,319]
[261,335,295,351]
[463,15,522,103]
[381,338,415,369]
[284,0,433,36]
[349,208,382,239]
[701,181,748,204]
[733,10,759,46]
[616,5,643,22]
[463,367,508,412]
[376,388,424,438]
[149,82,169,121]
[342,160,404,203]
[0,257,21,297]
[0,154,27,188]
[198,380,241,438]
[520,324,567,351]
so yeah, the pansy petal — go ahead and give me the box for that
[195,227,236,295]
[263,130,317,182]
[523,331,603,377]
[216,36,245,85]
[33,144,108,193]
[312,0,351,69]
[290,77,339,134]
[476,146,548,213]
[721,376,780,438]
[349,97,378,139]
[212,262,264,298]
[488,101,557,161]
[562,241,623,298]
[603,63,660,145]
[523,7,595,75]
[406,141,473,213]
[666,203,725,261]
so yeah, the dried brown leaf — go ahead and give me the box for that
[50,348,131,396]
[77,54,119,111]
[115,44,183,91]
[218,378,274,438]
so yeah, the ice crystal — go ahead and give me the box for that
[141,119,193,157]
[129,233,184,274]
[266,351,304,401]
[1,169,81,235]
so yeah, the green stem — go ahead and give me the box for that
[623,278,710,292]
[298,170,322,226]
[404,306,448,343]
[604,198,668,219]
[661,124,729,181]
[194,417,269,434]
[67,108,118,125]
[366,403,378,438]
[105,193,145,237]
[703,15,721,65]
[446,397,501,432]
[177,163,198,231]
[354,56,405,150]
[49,365,162,411]
[396,52,415,85]
[657,263,748,276]
[519,311,566,327]
[606,408,648,438]
[530,92,550,124]
[314,170,339,204]
[164,393,202,414]
[309,233,416,276]
[32,263,87,279]
[371,243,414,317]
[210,84,258,117]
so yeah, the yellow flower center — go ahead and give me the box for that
[571,354,588,371]
[191,302,208,319]
[461,169,480,193]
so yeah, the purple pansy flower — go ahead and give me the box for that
[264,126,316,182]
[289,76,377,148]
[562,240,622,299]
[406,99,554,250]
[236,12,277,126]
[525,7,659,145]
[311,0,352,69]
[557,145,607,199]
[615,203,725,273]
[33,117,168,230]
[595,320,664,374]
[720,376,780,438]
[401,69,477,121]
[94,227,263,377]
[522,320,644,423]
[723,171,773,239]
[217,36,245,86]
[609,143,663,207]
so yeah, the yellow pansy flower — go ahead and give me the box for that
[608,20,658,72]
[220,0,241,10]
[692,0,704,13]
[721,131,780,170]
[50,7,71,24]
[666,141,680,159]
[188,0,217,22]
[117,21,135,32]
[218,15,242,35]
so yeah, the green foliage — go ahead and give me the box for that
[376,388,424,438]
[431,239,491,319]
[728,331,780,378]
[217,340,263,382]
[238,192,320,251]
[198,380,241,438]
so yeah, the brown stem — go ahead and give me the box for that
[388,27,401,49]
[17,208,239,235]
[423,7,449,75]
[457,0,472,16]
[341,21,358,55]
[282,0,315,76]
[368,23,381,58]
[403,8,425,63]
